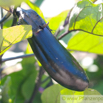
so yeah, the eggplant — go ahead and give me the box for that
[16,7,89,91]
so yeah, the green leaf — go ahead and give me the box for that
[69,0,103,36]
[47,10,69,31]
[25,0,45,19]
[1,77,12,103]
[0,6,11,12]
[3,19,13,28]
[67,31,103,54]
[60,88,84,103]
[26,43,42,66]
[60,88,102,103]
[21,71,38,100]
[41,84,102,103]
[26,43,33,54]
[0,25,32,55]
[1,56,37,102]
[93,81,103,94]
[90,0,97,3]
[0,0,27,6]
[41,84,65,103]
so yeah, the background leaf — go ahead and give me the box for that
[0,25,32,55]
[1,77,12,103]
[60,88,102,103]
[41,84,102,103]
[3,19,13,29]
[69,0,103,36]
[67,31,103,54]
[47,10,69,31]
[0,0,26,6]
[1,56,37,102]
[41,84,65,103]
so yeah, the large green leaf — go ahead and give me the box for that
[60,88,102,103]
[1,56,37,102]
[69,0,103,36]
[0,6,11,12]
[47,10,69,31]
[90,0,97,3]
[41,84,102,103]
[41,84,65,103]
[0,0,27,6]
[1,77,12,103]
[0,25,32,55]
[67,31,103,54]
[93,81,103,94]
[3,19,13,28]
[21,72,38,100]
[26,43,42,66]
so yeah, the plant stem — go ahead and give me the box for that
[0,7,3,80]
[57,0,97,39]
[0,12,11,25]
[44,78,53,89]
[2,54,34,63]
[0,7,3,28]
[28,67,44,103]
[12,8,18,26]
[92,0,97,3]
[55,26,64,37]
[41,77,50,84]
[55,8,72,37]
[58,31,70,40]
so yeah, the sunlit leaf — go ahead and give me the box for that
[26,43,42,66]
[60,88,102,103]
[0,0,27,6]
[90,0,97,3]
[60,88,84,103]
[41,84,102,103]
[69,0,103,36]
[67,31,103,54]
[0,25,32,55]
[47,10,69,30]
[0,6,11,12]
[26,43,33,54]
[25,0,45,19]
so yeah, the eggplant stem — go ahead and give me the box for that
[28,67,44,103]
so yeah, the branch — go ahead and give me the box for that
[41,76,50,84]
[28,67,44,103]
[12,8,18,26]
[55,26,64,37]
[0,12,11,25]
[55,8,72,37]
[58,31,70,40]
[44,78,53,89]
[0,7,3,29]
[57,0,97,39]
[92,0,97,3]
[2,54,34,63]
[0,8,3,69]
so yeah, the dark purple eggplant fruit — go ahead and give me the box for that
[16,7,89,91]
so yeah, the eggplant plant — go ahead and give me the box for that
[16,7,89,91]
[1,0,103,103]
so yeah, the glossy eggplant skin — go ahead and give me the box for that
[17,8,89,91]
